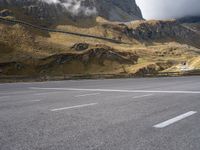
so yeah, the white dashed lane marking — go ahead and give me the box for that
[132,94,153,99]
[51,103,98,112]
[30,87,200,94]
[75,93,100,97]
[153,111,197,128]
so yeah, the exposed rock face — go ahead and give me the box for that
[42,45,139,65]
[71,43,89,51]
[0,0,69,21]
[95,0,143,21]
[0,45,139,76]
[0,0,143,23]
[134,63,160,76]
[124,20,200,48]
[0,9,13,17]
[177,16,200,23]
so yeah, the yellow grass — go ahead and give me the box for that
[0,17,200,76]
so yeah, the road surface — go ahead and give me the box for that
[0,76,200,150]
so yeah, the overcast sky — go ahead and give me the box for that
[135,0,200,19]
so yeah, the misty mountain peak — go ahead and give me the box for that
[0,0,143,23]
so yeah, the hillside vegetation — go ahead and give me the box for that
[0,9,200,78]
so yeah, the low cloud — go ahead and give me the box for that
[136,0,200,19]
[41,0,97,16]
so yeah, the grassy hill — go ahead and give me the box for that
[0,10,200,79]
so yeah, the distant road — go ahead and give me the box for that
[0,76,200,150]
[181,24,200,35]
[0,17,124,44]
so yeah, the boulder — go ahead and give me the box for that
[71,43,89,51]
[0,9,13,17]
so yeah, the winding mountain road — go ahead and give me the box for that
[0,17,124,44]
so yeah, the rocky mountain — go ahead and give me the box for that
[0,0,143,25]
[177,16,200,23]
[95,0,143,21]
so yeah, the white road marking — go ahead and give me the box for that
[0,99,41,103]
[0,82,33,85]
[75,93,100,97]
[51,103,98,112]
[30,87,200,94]
[30,99,41,102]
[34,91,64,96]
[0,91,36,95]
[153,111,197,128]
[0,96,10,99]
[132,94,153,99]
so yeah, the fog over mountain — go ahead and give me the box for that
[136,0,200,19]
[40,0,97,16]
[0,0,143,22]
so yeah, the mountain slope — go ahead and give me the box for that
[0,5,200,79]
[0,15,200,78]
[0,0,143,26]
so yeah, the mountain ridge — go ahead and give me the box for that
[0,0,143,25]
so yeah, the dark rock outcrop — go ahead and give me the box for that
[41,46,139,65]
[0,45,139,76]
[177,16,200,23]
[95,0,143,21]
[71,43,89,51]
[134,64,160,76]
[0,9,13,17]
[124,20,200,48]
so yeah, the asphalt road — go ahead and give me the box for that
[0,76,200,150]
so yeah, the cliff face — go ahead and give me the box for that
[0,0,143,23]
[124,20,200,48]
[95,0,143,21]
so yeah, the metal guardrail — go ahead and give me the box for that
[0,70,199,82]
[0,17,124,44]
[144,70,200,77]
